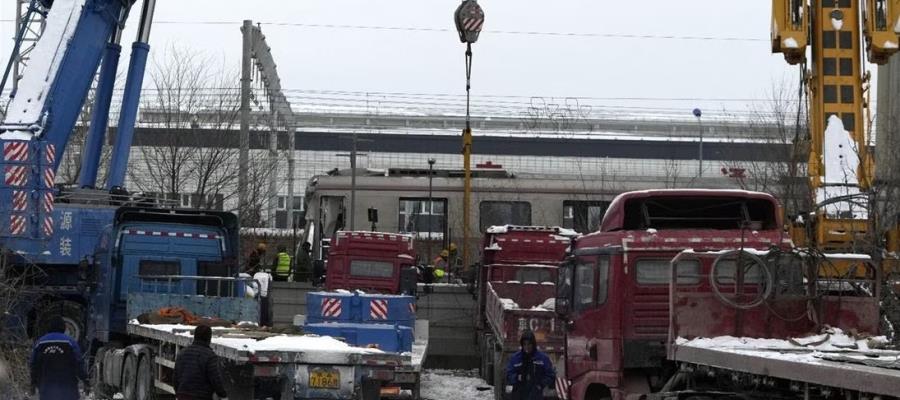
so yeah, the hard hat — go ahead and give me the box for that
[440,250,449,257]
[449,243,457,251]
[257,243,267,251]
[434,269,445,278]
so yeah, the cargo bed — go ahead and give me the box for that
[671,337,900,397]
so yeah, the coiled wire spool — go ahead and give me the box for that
[709,249,774,309]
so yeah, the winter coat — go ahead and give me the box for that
[174,343,228,400]
[294,251,312,281]
[505,349,555,400]
[29,332,87,400]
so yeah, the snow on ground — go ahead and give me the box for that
[420,369,493,400]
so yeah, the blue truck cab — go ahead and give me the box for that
[87,207,241,344]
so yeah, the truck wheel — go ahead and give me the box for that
[34,300,86,345]
[91,347,115,399]
[136,354,158,400]
[121,353,138,400]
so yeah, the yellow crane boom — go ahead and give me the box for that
[772,0,899,254]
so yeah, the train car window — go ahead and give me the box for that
[350,260,394,278]
[479,201,531,231]
[399,198,447,234]
[635,259,701,285]
[563,200,610,233]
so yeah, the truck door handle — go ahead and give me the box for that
[589,344,598,360]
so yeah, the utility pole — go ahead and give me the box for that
[239,21,297,228]
[267,111,278,228]
[693,108,703,177]
[336,135,371,231]
[427,158,436,263]
[238,20,252,223]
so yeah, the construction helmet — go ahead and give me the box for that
[440,249,449,258]
[257,243,268,252]
[449,243,457,251]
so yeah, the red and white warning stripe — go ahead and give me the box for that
[321,297,342,318]
[120,229,220,239]
[555,377,570,400]
[43,168,55,188]
[370,299,388,320]
[463,17,484,32]
[42,216,53,236]
[12,191,27,211]
[45,144,56,165]
[42,192,54,213]
[5,165,27,186]
[9,215,26,236]
[3,142,28,162]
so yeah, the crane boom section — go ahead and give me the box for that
[0,0,127,171]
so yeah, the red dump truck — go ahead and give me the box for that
[475,225,575,400]
[326,231,418,294]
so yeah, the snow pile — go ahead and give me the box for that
[677,328,896,366]
[540,298,555,311]
[885,41,898,49]
[831,17,844,30]
[499,298,520,310]
[818,115,866,219]
[420,369,492,400]
[485,243,503,251]
[136,323,381,355]
[782,37,799,48]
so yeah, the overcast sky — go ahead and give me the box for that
[1,1,834,118]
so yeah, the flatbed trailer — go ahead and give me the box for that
[109,322,408,400]
[668,340,900,398]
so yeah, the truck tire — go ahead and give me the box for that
[121,352,138,400]
[136,354,159,400]
[90,347,115,400]
[33,300,86,345]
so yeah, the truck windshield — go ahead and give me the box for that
[350,260,394,278]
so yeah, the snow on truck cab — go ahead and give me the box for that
[554,189,885,400]
[326,231,418,294]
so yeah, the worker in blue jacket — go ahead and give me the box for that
[29,317,87,400]
[506,330,555,400]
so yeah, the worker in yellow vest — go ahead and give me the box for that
[272,245,292,282]
[433,249,449,283]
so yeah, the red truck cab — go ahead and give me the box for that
[325,231,417,294]
[556,190,789,399]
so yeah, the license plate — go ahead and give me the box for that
[309,368,340,389]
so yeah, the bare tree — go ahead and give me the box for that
[0,254,47,399]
